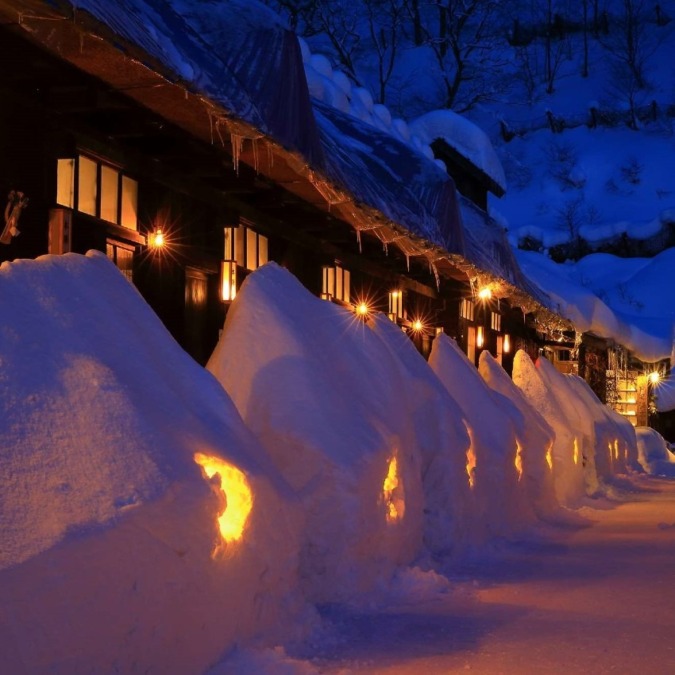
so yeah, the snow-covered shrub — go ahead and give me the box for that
[545,140,582,190]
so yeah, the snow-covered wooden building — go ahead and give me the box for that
[0,0,568,371]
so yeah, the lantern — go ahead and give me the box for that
[148,227,165,249]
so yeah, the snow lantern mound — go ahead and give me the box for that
[208,262,425,603]
[0,252,305,674]
[428,334,524,543]
[512,352,587,506]
[368,314,472,560]
[566,374,640,483]
[479,350,559,521]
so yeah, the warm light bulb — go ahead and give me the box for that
[149,228,165,249]
[649,371,660,384]
[412,319,424,332]
[478,287,492,301]
[356,301,370,317]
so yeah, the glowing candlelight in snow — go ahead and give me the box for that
[383,454,404,523]
[194,453,252,543]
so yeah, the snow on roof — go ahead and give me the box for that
[516,249,674,362]
[314,102,465,254]
[409,110,507,193]
[70,0,324,165]
[0,252,305,672]
[460,196,550,306]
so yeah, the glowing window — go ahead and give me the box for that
[466,325,476,363]
[120,176,138,230]
[56,159,75,208]
[322,264,350,303]
[229,223,268,271]
[460,298,475,321]
[100,165,119,223]
[78,155,98,216]
[491,312,501,331]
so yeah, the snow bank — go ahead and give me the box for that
[636,427,675,477]
[478,351,558,519]
[428,335,525,542]
[566,375,640,478]
[512,352,587,505]
[208,263,424,603]
[368,315,472,559]
[0,253,305,674]
[409,110,507,192]
[512,352,638,505]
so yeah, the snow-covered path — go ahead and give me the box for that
[303,477,675,674]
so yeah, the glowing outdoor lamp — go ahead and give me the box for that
[220,260,237,302]
[649,371,660,384]
[355,301,370,318]
[477,286,492,301]
[148,227,165,249]
[411,319,425,333]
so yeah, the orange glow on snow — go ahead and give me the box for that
[194,453,252,543]
[466,428,477,488]
[383,455,405,523]
[514,441,523,481]
[573,438,580,466]
[545,443,553,471]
